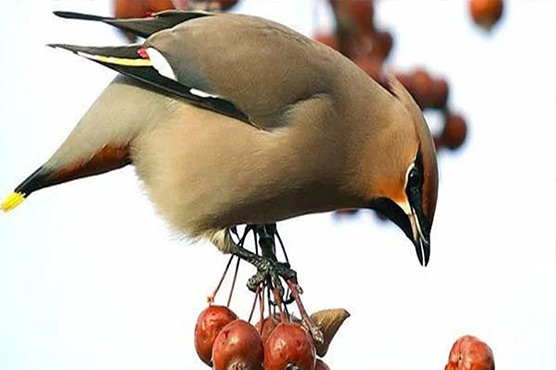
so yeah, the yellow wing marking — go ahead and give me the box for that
[77,51,153,67]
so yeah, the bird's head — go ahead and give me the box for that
[363,77,438,266]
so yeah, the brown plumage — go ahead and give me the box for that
[2,11,438,265]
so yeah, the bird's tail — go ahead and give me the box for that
[2,167,52,212]
[1,144,131,213]
[1,76,142,214]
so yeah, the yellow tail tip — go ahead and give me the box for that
[1,192,25,212]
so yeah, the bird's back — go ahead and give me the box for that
[145,13,352,128]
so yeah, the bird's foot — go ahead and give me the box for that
[227,236,296,296]
[228,224,323,344]
[246,257,296,295]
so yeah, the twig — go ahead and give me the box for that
[286,279,324,344]
[207,255,234,305]
[272,285,287,323]
[258,286,265,333]
[248,285,260,323]
[227,256,241,307]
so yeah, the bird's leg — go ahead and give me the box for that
[227,224,295,296]
[248,224,297,294]
[228,224,324,344]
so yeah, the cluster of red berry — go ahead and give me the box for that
[188,230,350,370]
[194,302,497,370]
[194,304,338,370]
[395,70,467,152]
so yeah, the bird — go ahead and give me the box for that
[1,10,438,279]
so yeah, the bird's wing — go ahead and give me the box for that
[48,43,249,123]
[50,13,341,129]
[54,10,212,38]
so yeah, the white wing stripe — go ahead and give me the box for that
[145,47,177,80]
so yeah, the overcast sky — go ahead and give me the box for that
[0,1,555,370]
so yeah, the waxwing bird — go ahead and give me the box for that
[2,11,438,277]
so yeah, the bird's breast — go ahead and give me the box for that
[130,103,355,237]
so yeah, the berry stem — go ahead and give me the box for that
[248,284,260,324]
[286,279,324,344]
[258,285,265,333]
[227,256,241,307]
[272,285,288,323]
[207,255,234,305]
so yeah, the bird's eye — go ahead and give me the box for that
[408,167,422,189]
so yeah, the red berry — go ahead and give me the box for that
[256,315,280,344]
[354,56,382,81]
[431,77,449,109]
[114,0,143,19]
[264,323,316,370]
[194,305,238,366]
[212,0,240,10]
[394,72,413,91]
[469,0,504,31]
[147,0,175,12]
[334,0,374,32]
[191,0,239,10]
[314,33,340,51]
[114,0,174,19]
[315,359,331,370]
[445,335,494,370]
[343,34,369,59]
[212,320,264,370]
[441,112,468,150]
[411,68,434,109]
[372,30,393,61]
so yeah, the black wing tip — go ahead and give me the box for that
[53,9,214,40]
[46,43,64,50]
[53,11,113,21]
[46,43,77,53]
[53,9,210,22]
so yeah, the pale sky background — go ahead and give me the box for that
[0,1,555,370]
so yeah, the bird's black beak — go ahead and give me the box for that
[368,194,431,266]
[407,188,431,266]
[408,209,430,266]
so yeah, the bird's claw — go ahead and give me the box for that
[246,258,296,294]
